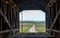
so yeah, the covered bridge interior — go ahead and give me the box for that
[0,0,60,38]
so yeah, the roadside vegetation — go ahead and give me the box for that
[19,23,33,33]
[35,23,46,32]
[22,25,32,33]
[19,21,46,33]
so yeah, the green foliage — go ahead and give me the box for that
[21,25,32,33]
[35,24,46,32]
[20,21,45,23]
[20,21,46,33]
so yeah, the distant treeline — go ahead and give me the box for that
[20,21,45,23]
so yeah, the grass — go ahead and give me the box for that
[19,24,32,33]
[19,22,46,33]
[22,25,32,33]
[35,24,46,32]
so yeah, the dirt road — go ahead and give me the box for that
[28,24,37,33]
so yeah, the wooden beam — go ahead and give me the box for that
[9,0,18,8]
[0,9,14,34]
[49,9,60,34]
[47,29,60,33]
[50,0,57,4]
[1,18,2,31]
[0,29,19,34]
[3,2,7,15]
[46,0,57,10]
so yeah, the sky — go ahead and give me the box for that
[19,10,45,21]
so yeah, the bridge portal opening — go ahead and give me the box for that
[19,10,46,33]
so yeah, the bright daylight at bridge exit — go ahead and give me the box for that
[19,10,46,33]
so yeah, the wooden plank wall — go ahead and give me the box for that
[0,0,19,38]
[46,0,60,37]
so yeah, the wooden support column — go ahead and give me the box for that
[3,0,7,15]
[9,0,13,28]
[0,0,2,31]
[16,8,20,33]
[45,10,49,32]
[13,4,19,33]
[50,7,55,26]
[2,0,8,30]
[16,12,19,33]
[0,16,2,31]
[48,7,51,29]
[13,7,16,29]
[59,15,60,30]
[55,2,58,15]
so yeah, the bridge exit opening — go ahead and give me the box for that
[19,10,46,33]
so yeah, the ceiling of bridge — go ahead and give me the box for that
[13,0,49,12]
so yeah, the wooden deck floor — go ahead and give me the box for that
[12,33,55,38]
